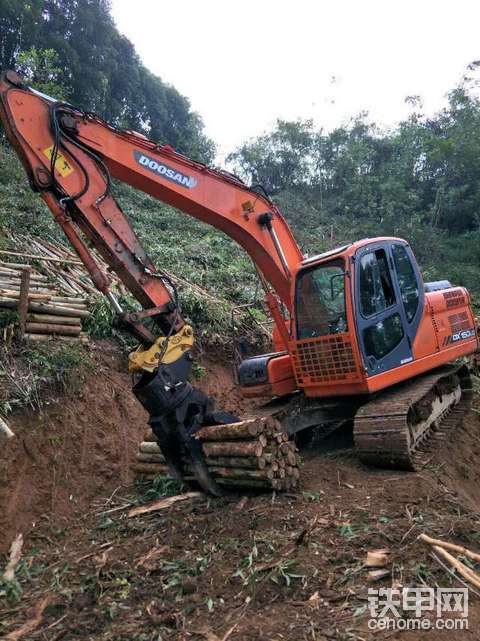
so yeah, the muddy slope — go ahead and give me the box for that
[0,342,249,553]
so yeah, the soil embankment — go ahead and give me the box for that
[0,342,249,552]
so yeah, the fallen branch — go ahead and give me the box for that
[0,248,82,265]
[3,534,23,581]
[128,491,202,517]
[5,595,50,640]
[431,545,480,590]
[418,533,480,563]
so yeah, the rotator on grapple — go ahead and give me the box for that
[0,69,478,494]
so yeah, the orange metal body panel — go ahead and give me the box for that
[285,238,479,398]
[241,352,296,398]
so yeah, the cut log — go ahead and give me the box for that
[205,456,267,470]
[0,249,82,265]
[195,418,265,441]
[0,261,34,270]
[139,441,161,454]
[25,322,81,336]
[0,290,50,300]
[136,452,166,463]
[285,451,297,466]
[0,271,47,282]
[216,478,274,489]
[278,442,294,455]
[132,463,171,475]
[28,302,90,318]
[17,268,31,339]
[48,302,88,310]
[50,296,88,304]
[23,333,85,343]
[26,313,82,325]
[0,280,50,290]
[202,440,264,458]
[208,466,274,480]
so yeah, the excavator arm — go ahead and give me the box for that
[0,71,304,495]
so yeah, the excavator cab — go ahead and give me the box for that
[240,237,478,402]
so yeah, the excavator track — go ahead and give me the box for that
[354,363,473,469]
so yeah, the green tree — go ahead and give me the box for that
[16,46,67,99]
[0,0,214,162]
[228,119,315,193]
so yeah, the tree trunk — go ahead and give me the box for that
[205,456,267,470]
[25,322,81,336]
[139,441,162,454]
[27,313,82,325]
[195,418,265,441]
[202,440,264,458]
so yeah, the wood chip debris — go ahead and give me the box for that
[128,491,203,517]
[364,548,390,568]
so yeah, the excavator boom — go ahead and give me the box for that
[0,71,302,326]
[0,70,304,495]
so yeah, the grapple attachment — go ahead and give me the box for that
[132,355,238,495]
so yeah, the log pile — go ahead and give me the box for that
[0,262,91,342]
[132,417,301,492]
[0,234,95,343]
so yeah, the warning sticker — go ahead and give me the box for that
[43,146,74,178]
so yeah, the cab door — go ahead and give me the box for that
[354,241,414,376]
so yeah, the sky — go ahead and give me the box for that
[110,0,480,160]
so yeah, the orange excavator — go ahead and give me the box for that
[0,70,478,494]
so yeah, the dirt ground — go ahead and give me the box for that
[0,343,250,553]
[1,344,480,641]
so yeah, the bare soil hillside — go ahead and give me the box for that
[1,344,479,641]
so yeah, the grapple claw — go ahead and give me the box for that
[133,356,238,495]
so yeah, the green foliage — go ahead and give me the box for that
[0,341,91,416]
[84,297,117,339]
[229,68,480,301]
[0,577,22,602]
[17,46,67,99]
[0,0,214,161]
[0,309,17,328]
[24,343,90,386]
[133,474,186,505]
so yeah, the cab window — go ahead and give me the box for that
[296,260,347,339]
[392,244,419,322]
[359,249,395,317]
[363,312,404,360]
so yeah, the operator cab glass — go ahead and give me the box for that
[295,259,347,339]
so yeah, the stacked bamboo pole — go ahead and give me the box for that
[8,234,95,296]
[0,260,90,343]
[132,417,300,492]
